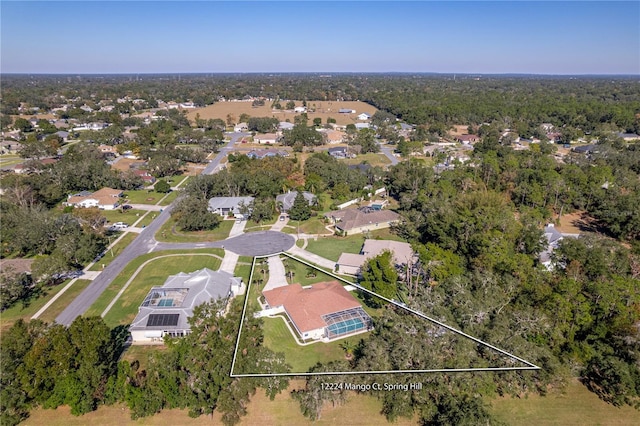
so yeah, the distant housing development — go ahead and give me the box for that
[260,281,372,341]
[129,268,244,344]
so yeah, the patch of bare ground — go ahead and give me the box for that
[555,211,599,234]
[110,158,145,172]
[187,101,378,127]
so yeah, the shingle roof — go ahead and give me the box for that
[276,191,316,211]
[262,281,361,333]
[326,208,400,232]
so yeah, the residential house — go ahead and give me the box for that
[325,206,400,236]
[261,281,372,341]
[337,239,414,275]
[276,191,316,212]
[278,121,295,131]
[339,108,356,114]
[456,134,480,144]
[129,268,243,344]
[234,122,248,132]
[246,149,288,160]
[294,106,307,113]
[617,132,640,141]
[55,131,69,142]
[66,187,123,210]
[316,128,344,144]
[357,112,371,121]
[132,169,156,185]
[328,146,348,158]
[355,123,370,130]
[253,133,278,144]
[208,196,254,218]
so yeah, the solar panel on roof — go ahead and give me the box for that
[147,313,179,327]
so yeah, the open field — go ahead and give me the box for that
[83,249,224,318]
[156,217,234,243]
[489,379,640,425]
[37,280,92,323]
[102,254,223,327]
[23,382,417,426]
[187,100,378,127]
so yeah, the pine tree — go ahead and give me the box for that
[288,191,311,221]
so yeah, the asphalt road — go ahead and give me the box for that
[379,142,400,166]
[55,134,247,326]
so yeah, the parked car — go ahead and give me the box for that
[122,204,133,210]
[111,222,128,229]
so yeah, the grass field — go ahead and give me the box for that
[135,211,157,227]
[305,234,367,261]
[343,152,392,167]
[83,249,224,319]
[283,216,332,236]
[23,383,417,426]
[489,379,640,425]
[187,100,378,127]
[37,280,92,323]
[158,190,179,206]
[89,233,138,271]
[102,254,223,327]
[120,345,168,371]
[0,279,70,331]
[122,189,171,205]
[156,217,234,243]
[102,209,146,225]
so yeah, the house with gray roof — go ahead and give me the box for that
[325,206,400,236]
[337,239,414,275]
[276,190,316,212]
[129,268,244,344]
[208,196,254,218]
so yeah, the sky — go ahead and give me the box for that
[1,1,639,74]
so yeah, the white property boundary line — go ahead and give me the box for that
[230,252,540,377]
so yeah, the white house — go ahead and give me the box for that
[129,268,244,344]
[234,122,248,132]
[66,187,123,210]
[357,112,371,121]
[253,133,278,144]
[208,196,254,218]
[294,106,307,113]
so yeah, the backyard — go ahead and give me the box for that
[305,228,406,262]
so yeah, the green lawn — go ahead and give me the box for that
[158,190,180,206]
[0,279,71,331]
[305,229,407,262]
[102,209,146,225]
[88,233,138,271]
[156,217,234,243]
[281,256,337,286]
[122,189,171,205]
[0,154,22,167]
[305,234,366,262]
[489,379,640,425]
[102,254,223,327]
[37,279,92,323]
[234,263,254,287]
[135,211,157,227]
[342,152,392,167]
[262,316,366,373]
[283,216,331,235]
[83,249,224,319]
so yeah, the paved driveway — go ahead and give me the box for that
[263,255,287,291]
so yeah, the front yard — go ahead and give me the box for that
[155,217,234,243]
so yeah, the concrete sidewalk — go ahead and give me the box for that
[220,250,239,274]
[286,245,336,271]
